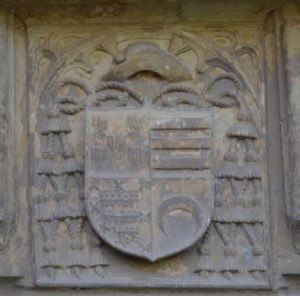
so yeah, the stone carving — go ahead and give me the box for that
[85,42,214,261]
[194,222,266,282]
[0,0,299,293]
[33,30,267,288]
[36,101,107,279]
[214,119,263,221]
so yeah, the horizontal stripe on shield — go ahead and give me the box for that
[152,117,211,130]
[150,151,211,170]
[150,133,211,150]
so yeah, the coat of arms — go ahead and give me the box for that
[85,42,214,261]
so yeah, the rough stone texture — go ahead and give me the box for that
[0,1,299,295]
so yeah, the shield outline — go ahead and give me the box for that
[85,106,215,262]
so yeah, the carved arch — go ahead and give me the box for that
[35,31,261,128]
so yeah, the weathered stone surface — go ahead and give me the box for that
[0,1,299,295]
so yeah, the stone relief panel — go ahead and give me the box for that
[30,29,269,288]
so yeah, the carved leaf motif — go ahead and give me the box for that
[95,36,121,62]
[204,31,238,50]
[71,53,94,73]
[168,34,191,56]
[236,46,258,82]
[41,48,59,64]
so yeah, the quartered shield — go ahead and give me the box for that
[85,105,214,262]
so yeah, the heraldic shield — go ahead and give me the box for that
[85,42,214,262]
[85,109,214,261]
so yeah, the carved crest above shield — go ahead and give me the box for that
[85,42,214,261]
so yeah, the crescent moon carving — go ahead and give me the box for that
[156,195,202,236]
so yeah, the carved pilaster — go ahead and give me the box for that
[0,9,26,278]
[0,9,28,279]
[281,5,300,255]
[0,9,9,251]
